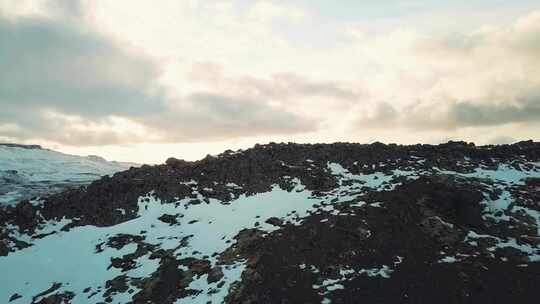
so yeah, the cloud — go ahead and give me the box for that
[0,13,165,115]
[2,1,539,149]
[0,6,317,146]
[247,1,308,24]
[141,93,316,142]
[188,63,362,104]
[358,97,540,130]
[45,0,84,18]
[355,11,540,132]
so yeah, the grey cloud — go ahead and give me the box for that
[0,114,148,146]
[247,73,361,102]
[189,63,363,103]
[45,0,84,18]
[141,93,316,142]
[0,15,164,118]
[358,97,540,130]
[354,11,540,133]
[0,10,317,146]
[356,102,399,128]
[448,99,540,128]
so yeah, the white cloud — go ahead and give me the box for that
[247,0,308,23]
[353,10,540,135]
[1,0,539,157]
[0,5,317,146]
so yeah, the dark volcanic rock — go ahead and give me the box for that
[265,217,283,227]
[1,141,540,304]
[165,157,192,168]
[207,266,224,283]
[8,293,22,302]
[158,214,181,225]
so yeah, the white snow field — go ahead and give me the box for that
[0,145,136,205]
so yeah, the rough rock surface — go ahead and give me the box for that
[1,141,540,303]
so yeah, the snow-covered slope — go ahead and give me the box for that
[1,142,540,303]
[0,144,136,205]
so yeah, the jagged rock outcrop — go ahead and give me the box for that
[1,141,539,303]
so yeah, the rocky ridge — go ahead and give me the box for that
[0,141,539,303]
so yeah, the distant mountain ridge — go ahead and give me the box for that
[0,143,43,149]
[0,144,137,206]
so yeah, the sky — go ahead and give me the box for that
[1,0,539,164]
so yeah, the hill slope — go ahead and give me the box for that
[0,144,136,206]
[1,141,539,303]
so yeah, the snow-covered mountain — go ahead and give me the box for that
[0,144,137,206]
[0,141,539,303]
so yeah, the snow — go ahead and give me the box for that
[328,162,391,188]
[5,216,73,247]
[0,191,23,205]
[324,282,344,291]
[431,216,454,229]
[439,256,458,263]
[0,146,132,184]
[313,262,399,299]
[313,278,345,296]
[339,268,355,276]
[478,188,538,226]
[310,265,321,274]
[435,163,540,185]
[465,231,540,262]
[513,206,540,235]
[0,145,135,205]
[483,190,513,222]
[0,222,140,303]
[225,182,242,189]
[327,162,418,192]
[180,179,197,186]
[0,178,343,303]
[350,201,366,208]
[175,262,246,304]
[358,265,393,278]
[434,161,540,262]
[125,254,161,278]
[134,180,317,262]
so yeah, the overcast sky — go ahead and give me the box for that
[1,0,539,163]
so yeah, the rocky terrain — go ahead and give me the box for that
[0,141,539,303]
[0,144,136,206]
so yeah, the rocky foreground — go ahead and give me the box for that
[1,141,539,303]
